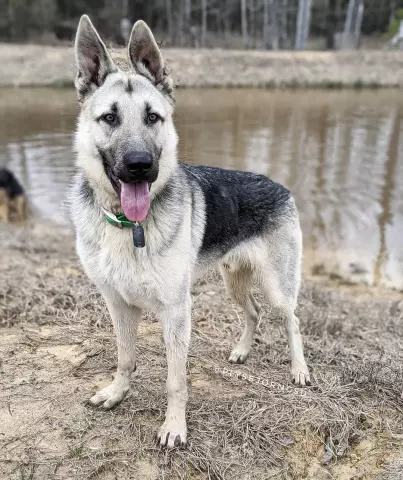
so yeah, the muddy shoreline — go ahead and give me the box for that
[1,44,403,88]
[0,220,402,479]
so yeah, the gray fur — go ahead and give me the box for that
[70,15,310,449]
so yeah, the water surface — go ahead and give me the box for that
[1,88,402,290]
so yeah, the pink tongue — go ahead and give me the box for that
[120,182,150,222]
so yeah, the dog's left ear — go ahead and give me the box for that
[128,21,174,99]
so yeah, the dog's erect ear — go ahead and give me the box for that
[74,15,116,102]
[127,21,174,100]
[128,21,164,82]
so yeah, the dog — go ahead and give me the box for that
[0,168,26,222]
[70,15,310,448]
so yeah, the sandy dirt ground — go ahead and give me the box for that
[1,44,403,89]
[0,220,403,480]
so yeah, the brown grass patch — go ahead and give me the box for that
[0,221,402,479]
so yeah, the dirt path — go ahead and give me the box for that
[0,221,402,479]
[1,44,403,88]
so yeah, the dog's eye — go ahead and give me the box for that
[148,113,159,124]
[102,113,117,125]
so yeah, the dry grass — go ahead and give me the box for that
[0,220,402,480]
[2,44,403,89]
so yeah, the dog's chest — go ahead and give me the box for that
[78,224,185,310]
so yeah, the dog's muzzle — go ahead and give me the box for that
[117,151,158,184]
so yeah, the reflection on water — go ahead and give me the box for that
[0,88,402,290]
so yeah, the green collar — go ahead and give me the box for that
[102,208,141,228]
[102,208,146,248]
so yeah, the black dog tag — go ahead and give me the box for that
[132,224,145,248]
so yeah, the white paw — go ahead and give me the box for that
[291,362,311,386]
[228,344,251,364]
[89,382,129,410]
[157,419,187,448]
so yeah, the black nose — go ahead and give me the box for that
[124,151,153,173]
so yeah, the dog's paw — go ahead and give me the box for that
[291,362,311,386]
[157,419,187,448]
[89,382,129,410]
[228,345,250,364]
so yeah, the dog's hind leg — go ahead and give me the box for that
[14,194,26,221]
[221,264,260,363]
[89,288,139,409]
[257,223,310,386]
[157,294,191,448]
[0,188,9,222]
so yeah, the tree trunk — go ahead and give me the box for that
[122,0,128,17]
[146,1,153,27]
[279,0,288,48]
[176,0,185,46]
[186,0,191,24]
[302,0,312,48]
[325,0,338,49]
[8,0,15,39]
[166,0,173,44]
[201,0,207,47]
[241,0,248,49]
[270,0,279,50]
[354,0,364,48]
[295,0,303,49]
[250,0,255,49]
[344,0,356,36]
[184,0,191,46]
[295,0,311,50]
[263,0,269,49]
[222,0,231,36]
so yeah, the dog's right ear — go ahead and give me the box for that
[74,15,116,102]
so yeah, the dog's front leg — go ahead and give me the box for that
[157,294,191,448]
[89,289,140,409]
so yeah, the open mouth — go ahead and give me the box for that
[120,181,152,222]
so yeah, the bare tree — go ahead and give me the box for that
[325,0,338,49]
[122,0,128,17]
[264,0,280,50]
[279,0,288,48]
[185,0,192,24]
[201,0,207,46]
[295,0,312,50]
[302,0,312,48]
[343,0,364,49]
[263,0,269,49]
[173,0,187,46]
[354,0,364,47]
[249,0,256,48]
[166,0,173,44]
[270,0,279,50]
[241,0,249,48]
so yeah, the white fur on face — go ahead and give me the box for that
[74,71,178,207]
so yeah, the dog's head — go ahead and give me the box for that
[74,15,177,221]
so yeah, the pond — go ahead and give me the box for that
[0,88,402,290]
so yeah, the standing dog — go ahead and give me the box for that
[70,15,310,448]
